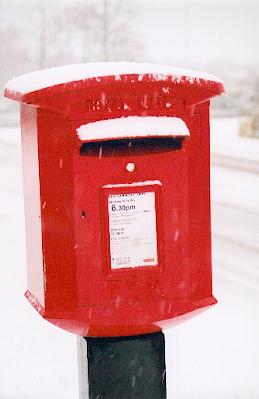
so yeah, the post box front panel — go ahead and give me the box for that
[71,114,200,307]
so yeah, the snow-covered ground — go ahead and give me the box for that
[0,118,258,398]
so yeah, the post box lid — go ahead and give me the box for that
[4,62,224,108]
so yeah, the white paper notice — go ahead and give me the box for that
[108,192,158,269]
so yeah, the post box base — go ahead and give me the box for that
[25,289,217,337]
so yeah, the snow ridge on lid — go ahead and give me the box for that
[77,116,190,142]
[5,62,223,96]
[103,181,162,188]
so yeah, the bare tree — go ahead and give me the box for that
[45,0,145,66]
[91,0,145,61]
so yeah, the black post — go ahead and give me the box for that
[85,331,166,399]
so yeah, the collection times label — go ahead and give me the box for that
[108,192,158,269]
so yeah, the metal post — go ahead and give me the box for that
[78,331,166,399]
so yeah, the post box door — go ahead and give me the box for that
[71,115,199,306]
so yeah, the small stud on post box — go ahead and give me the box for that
[4,62,224,337]
[126,162,135,172]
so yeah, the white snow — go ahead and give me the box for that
[77,116,190,141]
[5,62,223,95]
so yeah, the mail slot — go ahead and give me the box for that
[4,62,224,336]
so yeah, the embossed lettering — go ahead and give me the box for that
[85,93,176,113]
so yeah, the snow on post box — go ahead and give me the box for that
[4,62,224,337]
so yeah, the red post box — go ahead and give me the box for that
[5,62,224,337]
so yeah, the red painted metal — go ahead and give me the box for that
[5,66,224,337]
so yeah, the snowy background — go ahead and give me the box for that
[1,0,259,398]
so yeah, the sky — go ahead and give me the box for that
[135,0,259,69]
[1,0,259,70]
